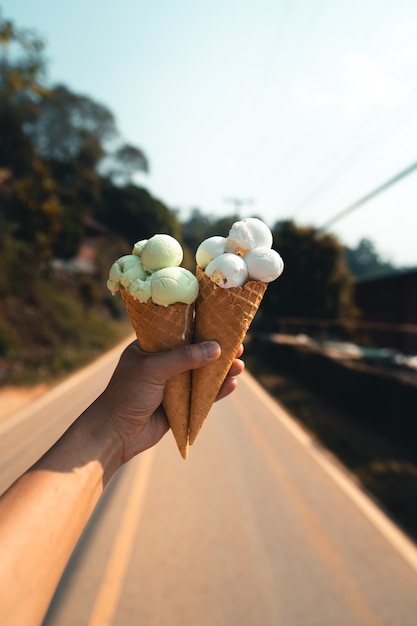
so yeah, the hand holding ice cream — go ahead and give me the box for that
[107,220,284,457]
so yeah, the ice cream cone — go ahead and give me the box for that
[189,267,267,445]
[120,288,194,459]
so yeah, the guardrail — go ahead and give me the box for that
[273,318,417,354]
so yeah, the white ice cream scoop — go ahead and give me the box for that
[244,248,284,282]
[195,236,227,269]
[225,217,273,256]
[205,253,248,288]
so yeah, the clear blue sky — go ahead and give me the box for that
[3,0,417,266]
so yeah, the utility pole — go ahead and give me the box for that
[223,197,254,213]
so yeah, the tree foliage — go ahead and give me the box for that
[103,143,149,184]
[1,10,400,382]
[26,84,117,163]
[182,213,358,324]
[344,238,397,279]
[181,209,239,254]
[98,182,180,244]
[260,220,357,324]
[0,11,177,270]
[0,11,47,101]
[0,10,182,384]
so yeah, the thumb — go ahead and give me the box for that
[148,341,221,383]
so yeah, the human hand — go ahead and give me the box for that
[96,340,244,462]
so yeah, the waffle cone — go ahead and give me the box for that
[120,288,194,459]
[189,267,267,445]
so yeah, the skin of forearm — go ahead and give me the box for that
[0,405,123,626]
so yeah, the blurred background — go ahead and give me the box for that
[0,0,416,543]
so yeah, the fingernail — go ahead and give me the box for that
[202,341,221,359]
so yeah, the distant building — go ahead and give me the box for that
[354,269,417,353]
[50,217,111,277]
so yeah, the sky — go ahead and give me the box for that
[2,0,417,266]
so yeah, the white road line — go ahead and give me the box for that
[87,449,155,626]
[242,370,417,575]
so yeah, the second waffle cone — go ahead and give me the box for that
[189,267,267,445]
[120,288,194,459]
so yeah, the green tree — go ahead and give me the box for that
[0,12,46,176]
[103,144,149,185]
[98,182,181,244]
[24,84,151,255]
[181,209,240,256]
[5,158,62,263]
[344,238,397,279]
[261,220,356,325]
[0,14,64,269]
[0,11,47,102]
[26,84,116,164]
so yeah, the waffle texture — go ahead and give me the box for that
[189,267,267,445]
[120,288,194,458]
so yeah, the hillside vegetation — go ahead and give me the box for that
[0,12,402,386]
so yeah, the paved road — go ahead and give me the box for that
[1,341,417,625]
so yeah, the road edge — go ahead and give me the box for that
[0,335,134,437]
[242,369,417,576]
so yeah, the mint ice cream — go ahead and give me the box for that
[107,235,198,306]
[140,234,183,272]
[151,267,199,306]
[107,255,148,295]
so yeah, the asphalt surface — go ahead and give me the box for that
[1,340,416,626]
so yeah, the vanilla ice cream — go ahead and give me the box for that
[244,248,284,282]
[205,253,248,288]
[196,236,227,269]
[225,217,273,256]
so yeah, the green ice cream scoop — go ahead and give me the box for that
[141,234,183,272]
[107,254,148,294]
[151,267,199,306]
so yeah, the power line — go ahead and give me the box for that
[289,90,417,218]
[319,159,417,231]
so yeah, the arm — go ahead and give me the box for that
[0,340,244,626]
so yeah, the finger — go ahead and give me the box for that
[236,344,244,358]
[225,358,245,379]
[146,341,221,383]
[215,376,238,402]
